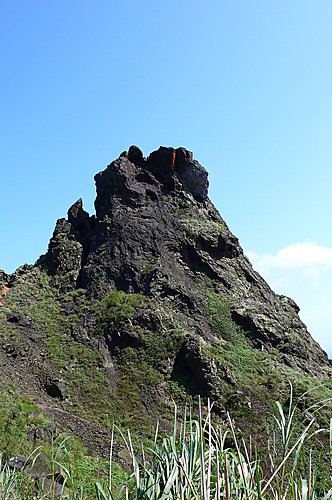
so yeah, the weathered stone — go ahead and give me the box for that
[7,312,32,327]
[68,198,92,236]
[146,146,208,201]
[173,147,208,202]
[0,269,8,287]
[45,379,67,400]
[0,145,330,464]
[147,146,175,191]
[8,454,27,471]
[27,423,56,443]
[42,218,83,290]
[173,334,219,397]
[128,145,144,166]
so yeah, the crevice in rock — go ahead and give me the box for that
[181,242,220,280]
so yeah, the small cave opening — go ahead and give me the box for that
[171,349,207,397]
[45,381,66,400]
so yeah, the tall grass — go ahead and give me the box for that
[1,384,331,499]
[0,453,17,499]
[96,385,331,500]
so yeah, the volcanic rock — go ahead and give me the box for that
[38,146,329,378]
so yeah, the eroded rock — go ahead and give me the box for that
[45,379,67,400]
[38,145,330,378]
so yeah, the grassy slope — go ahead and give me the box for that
[0,267,331,495]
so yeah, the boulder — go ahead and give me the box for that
[8,454,27,471]
[45,379,67,400]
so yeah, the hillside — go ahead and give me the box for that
[0,146,331,492]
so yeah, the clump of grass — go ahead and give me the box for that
[0,453,18,499]
[179,217,226,235]
[95,291,145,334]
[97,384,331,499]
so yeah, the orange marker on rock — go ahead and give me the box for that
[171,150,176,173]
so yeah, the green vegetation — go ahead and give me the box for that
[143,257,159,278]
[0,270,115,424]
[103,389,331,499]
[0,387,330,498]
[179,217,226,235]
[0,391,43,458]
[0,271,331,497]
[204,290,332,397]
[95,291,145,333]
[0,389,126,498]
[205,291,238,341]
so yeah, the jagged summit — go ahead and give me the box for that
[40,146,238,293]
[94,145,209,218]
[40,145,210,284]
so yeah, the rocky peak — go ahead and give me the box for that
[67,198,95,248]
[94,146,209,219]
[127,145,144,165]
[147,146,208,202]
[68,198,88,229]
[40,146,329,376]
[1,146,331,471]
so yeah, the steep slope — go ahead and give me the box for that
[0,146,330,461]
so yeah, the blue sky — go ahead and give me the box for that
[0,1,331,355]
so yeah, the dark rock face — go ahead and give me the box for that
[39,145,328,381]
[42,218,83,288]
[9,450,64,496]
[7,312,33,327]
[39,199,95,291]
[147,146,208,201]
[68,198,94,241]
[27,423,56,443]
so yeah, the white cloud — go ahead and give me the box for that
[247,242,332,274]
[246,242,332,358]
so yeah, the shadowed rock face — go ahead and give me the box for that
[39,145,329,380]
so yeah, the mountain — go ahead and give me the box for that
[0,146,330,463]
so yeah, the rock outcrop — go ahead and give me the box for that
[40,146,328,377]
[0,146,330,460]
